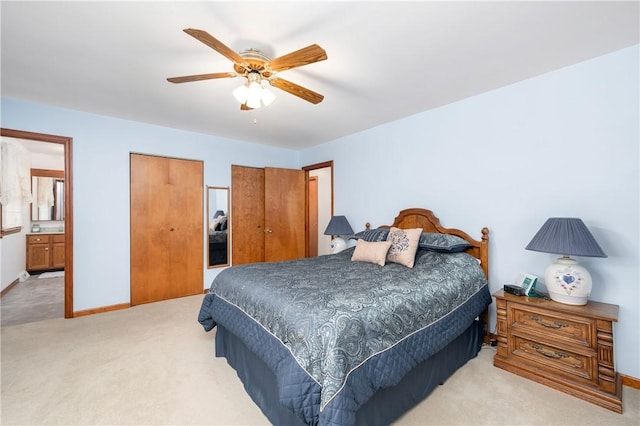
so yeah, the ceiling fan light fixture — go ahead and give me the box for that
[246,88,262,109]
[168,30,326,107]
[233,72,276,109]
[261,87,276,107]
[232,84,249,104]
[247,80,263,99]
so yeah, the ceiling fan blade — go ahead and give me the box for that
[183,28,248,67]
[240,103,253,111]
[167,72,236,84]
[267,44,327,72]
[270,78,324,104]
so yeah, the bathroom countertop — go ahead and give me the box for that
[27,230,65,235]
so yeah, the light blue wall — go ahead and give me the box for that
[301,45,640,378]
[0,98,299,309]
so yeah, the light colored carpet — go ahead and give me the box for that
[1,294,638,425]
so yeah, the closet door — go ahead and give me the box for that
[130,154,203,305]
[231,165,305,265]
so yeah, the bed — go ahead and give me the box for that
[198,208,491,425]
[208,228,228,265]
[209,214,228,265]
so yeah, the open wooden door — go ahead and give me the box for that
[264,167,306,262]
[231,165,265,265]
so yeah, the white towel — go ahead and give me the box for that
[37,177,54,208]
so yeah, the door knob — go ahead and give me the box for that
[265,228,273,233]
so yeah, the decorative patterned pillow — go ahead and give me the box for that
[386,227,422,268]
[418,232,472,253]
[349,228,389,242]
[351,240,392,266]
[210,215,225,231]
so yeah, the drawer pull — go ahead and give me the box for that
[530,315,568,329]
[530,343,569,360]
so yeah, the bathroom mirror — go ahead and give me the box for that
[207,186,230,268]
[31,168,65,221]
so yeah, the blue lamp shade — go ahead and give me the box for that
[525,218,607,258]
[324,215,354,236]
[324,215,354,254]
[526,218,607,306]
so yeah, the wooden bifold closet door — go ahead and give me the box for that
[231,165,306,265]
[130,153,203,305]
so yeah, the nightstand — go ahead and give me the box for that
[493,290,622,413]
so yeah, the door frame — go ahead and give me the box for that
[302,161,334,257]
[1,128,74,318]
[307,176,318,258]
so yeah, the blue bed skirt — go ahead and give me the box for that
[215,318,485,426]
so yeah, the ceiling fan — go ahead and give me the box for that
[167,28,327,110]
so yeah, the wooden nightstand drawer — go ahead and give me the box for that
[511,335,597,385]
[510,304,594,348]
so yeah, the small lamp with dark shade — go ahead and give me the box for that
[525,217,607,305]
[324,215,354,254]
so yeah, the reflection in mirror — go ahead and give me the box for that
[31,169,65,221]
[207,186,230,268]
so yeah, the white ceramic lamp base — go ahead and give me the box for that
[330,237,348,254]
[545,256,592,306]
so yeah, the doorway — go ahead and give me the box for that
[0,128,73,319]
[303,161,333,257]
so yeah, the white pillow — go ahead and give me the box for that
[351,240,392,266]
[210,215,225,230]
[386,227,422,268]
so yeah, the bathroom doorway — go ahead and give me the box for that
[0,128,73,319]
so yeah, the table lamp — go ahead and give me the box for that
[324,215,354,254]
[525,217,607,305]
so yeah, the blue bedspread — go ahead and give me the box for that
[198,247,491,425]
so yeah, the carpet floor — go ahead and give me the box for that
[1,294,638,425]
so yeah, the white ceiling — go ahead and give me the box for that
[1,1,638,150]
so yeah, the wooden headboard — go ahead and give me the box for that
[366,208,489,279]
